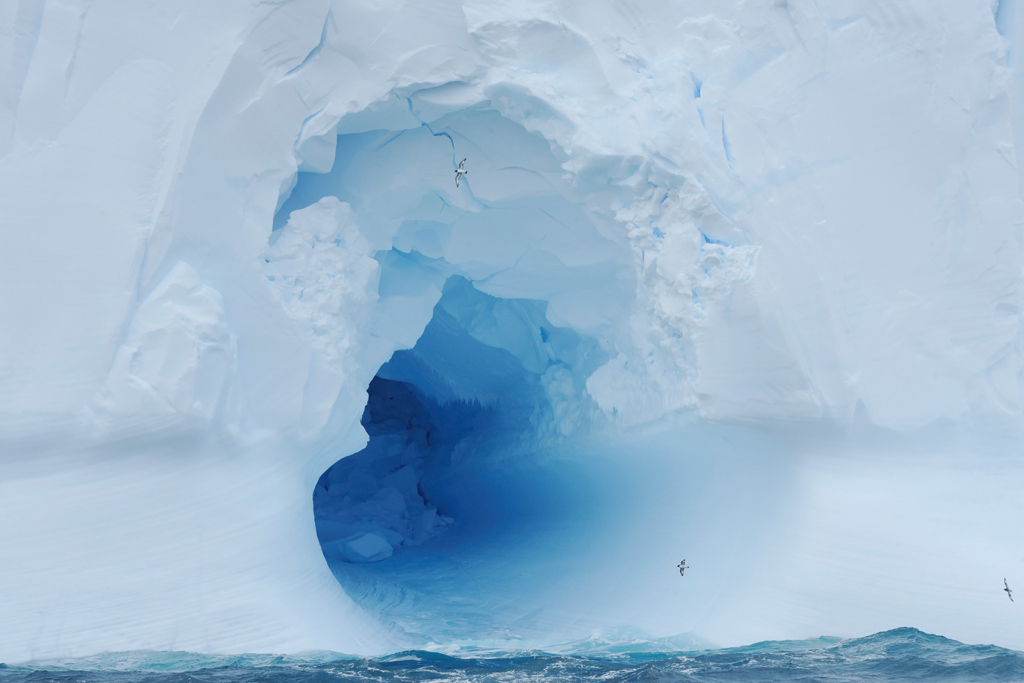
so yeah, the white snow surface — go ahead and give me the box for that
[2,0,1024,661]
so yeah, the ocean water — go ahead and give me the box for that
[3,628,1023,682]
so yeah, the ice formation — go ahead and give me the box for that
[2,0,1024,662]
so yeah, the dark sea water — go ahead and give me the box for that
[3,628,1022,683]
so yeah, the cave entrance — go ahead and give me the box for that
[270,100,795,650]
[311,275,609,642]
[276,103,638,644]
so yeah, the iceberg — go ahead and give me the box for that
[1,0,1024,661]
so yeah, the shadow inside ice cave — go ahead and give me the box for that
[312,276,613,642]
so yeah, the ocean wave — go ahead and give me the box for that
[4,628,1022,682]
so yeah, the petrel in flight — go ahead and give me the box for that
[455,158,468,187]
[678,559,690,577]
[1006,578,1014,602]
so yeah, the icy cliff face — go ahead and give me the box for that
[1,0,1024,662]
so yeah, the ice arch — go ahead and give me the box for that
[265,103,788,647]
[271,103,651,640]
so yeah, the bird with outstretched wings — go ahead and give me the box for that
[455,158,468,187]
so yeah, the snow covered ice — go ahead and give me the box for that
[2,0,1024,662]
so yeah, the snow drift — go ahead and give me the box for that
[1,0,1024,661]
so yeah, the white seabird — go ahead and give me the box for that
[678,559,690,577]
[1006,578,1014,602]
[455,158,468,187]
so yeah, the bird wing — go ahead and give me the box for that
[455,175,460,187]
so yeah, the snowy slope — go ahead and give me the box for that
[1,0,1023,661]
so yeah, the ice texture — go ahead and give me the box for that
[2,0,1024,661]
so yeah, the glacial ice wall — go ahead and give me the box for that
[1,0,1024,661]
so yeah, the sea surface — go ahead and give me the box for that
[3,628,1023,682]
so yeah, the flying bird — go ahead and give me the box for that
[678,559,690,577]
[1006,578,1014,602]
[455,158,468,187]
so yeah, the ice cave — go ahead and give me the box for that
[290,108,635,641]
[2,0,1024,665]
